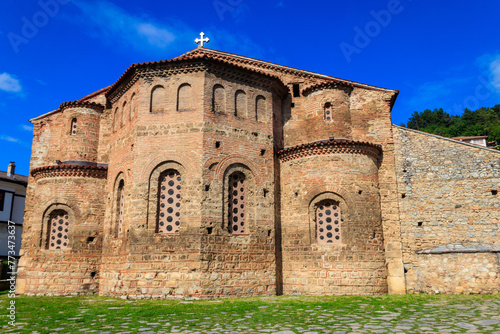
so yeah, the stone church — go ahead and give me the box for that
[16,42,500,298]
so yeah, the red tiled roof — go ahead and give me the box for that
[174,48,398,92]
[77,86,111,102]
[105,49,287,98]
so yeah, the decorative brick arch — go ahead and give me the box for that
[302,184,354,211]
[215,155,262,185]
[150,85,166,113]
[177,83,192,111]
[202,157,220,178]
[145,160,187,233]
[222,163,257,234]
[140,153,195,183]
[212,84,226,113]
[39,202,77,251]
[38,198,81,223]
[304,185,355,246]
[111,172,126,238]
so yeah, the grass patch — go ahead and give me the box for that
[0,294,499,333]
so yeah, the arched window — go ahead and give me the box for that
[228,172,246,234]
[157,170,181,233]
[113,108,118,132]
[316,200,341,244]
[255,95,266,122]
[117,180,125,237]
[177,83,192,111]
[235,90,247,117]
[47,210,70,250]
[324,102,332,121]
[70,118,77,135]
[129,93,136,120]
[212,84,225,113]
[151,85,166,113]
[122,101,127,126]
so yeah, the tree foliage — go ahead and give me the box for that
[403,105,500,143]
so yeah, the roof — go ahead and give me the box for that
[106,47,399,98]
[105,48,289,98]
[77,86,111,102]
[31,46,400,122]
[394,125,500,154]
[173,48,398,93]
[30,101,105,122]
[0,171,28,186]
[452,136,488,140]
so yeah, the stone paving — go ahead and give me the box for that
[2,297,500,333]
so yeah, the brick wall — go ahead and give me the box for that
[16,175,106,295]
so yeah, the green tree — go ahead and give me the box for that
[404,104,500,144]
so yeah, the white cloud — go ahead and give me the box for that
[20,124,33,132]
[490,56,500,93]
[136,23,175,48]
[70,1,191,53]
[0,73,22,93]
[68,1,264,59]
[0,135,21,143]
[0,135,30,147]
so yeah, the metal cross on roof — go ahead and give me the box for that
[195,32,210,47]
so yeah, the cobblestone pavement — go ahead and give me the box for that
[2,297,500,333]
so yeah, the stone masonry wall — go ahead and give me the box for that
[16,175,106,295]
[99,73,206,298]
[393,126,500,293]
[280,153,387,295]
[198,71,279,297]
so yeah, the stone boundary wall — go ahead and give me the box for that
[393,126,500,294]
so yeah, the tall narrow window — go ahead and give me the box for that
[316,200,341,244]
[151,85,166,113]
[293,83,300,97]
[212,84,225,113]
[157,170,181,233]
[255,95,266,122]
[228,172,246,234]
[48,210,70,250]
[129,93,136,120]
[235,90,247,117]
[70,118,77,135]
[324,102,332,121]
[122,101,127,126]
[177,83,192,111]
[117,180,124,237]
[113,108,118,132]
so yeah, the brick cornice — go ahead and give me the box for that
[302,82,353,96]
[106,55,289,103]
[59,101,105,112]
[278,139,382,162]
[31,164,108,180]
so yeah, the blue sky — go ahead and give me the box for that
[1,0,499,175]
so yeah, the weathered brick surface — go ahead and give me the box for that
[18,48,498,298]
[279,153,387,295]
[17,176,106,295]
[393,126,500,294]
